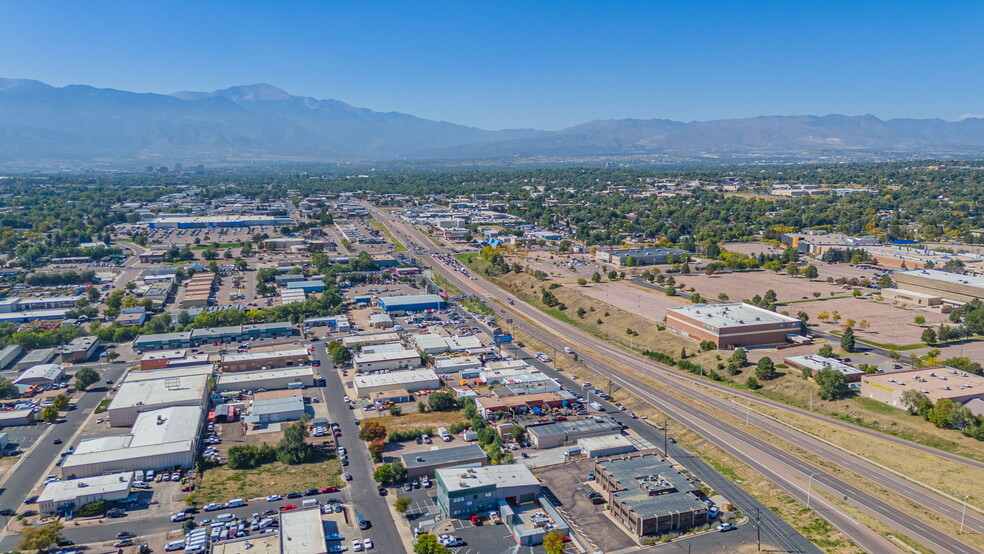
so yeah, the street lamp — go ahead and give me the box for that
[806,472,820,510]
[961,493,976,534]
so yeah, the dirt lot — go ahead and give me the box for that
[670,270,845,305]
[194,454,343,504]
[577,281,687,321]
[797,296,948,347]
[536,459,639,551]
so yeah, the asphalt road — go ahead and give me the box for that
[373,206,982,554]
[0,362,130,551]
[311,341,404,554]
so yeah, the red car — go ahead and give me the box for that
[470,514,481,526]
[320,486,338,493]
[279,504,298,512]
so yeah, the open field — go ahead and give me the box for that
[371,409,466,433]
[670,270,845,304]
[577,281,686,321]
[194,456,343,504]
[798,296,948,347]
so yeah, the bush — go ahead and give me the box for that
[77,500,108,517]
[449,422,470,434]
[388,428,434,443]
[227,444,276,469]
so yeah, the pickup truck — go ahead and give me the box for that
[488,511,502,525]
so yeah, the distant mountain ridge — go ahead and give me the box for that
[0,78,983,168]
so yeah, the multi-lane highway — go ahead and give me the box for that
[372,205,983,554]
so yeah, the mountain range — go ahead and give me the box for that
[1,78,984,169]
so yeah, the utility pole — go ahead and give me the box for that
[960,493,976,534]
[806,472,820,510]
[663,420,669,458]
[757,506,761,551]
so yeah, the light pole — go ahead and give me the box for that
[806,472,820,510]
[961,493,976,534]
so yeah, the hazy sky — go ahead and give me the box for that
[1,1,982,130]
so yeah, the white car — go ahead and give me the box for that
[328,546,348,553]
[343,395,350,403]
[267,494,282,502]
[203,503,222,511]
[352,539,364,552]
[363,538,373,550]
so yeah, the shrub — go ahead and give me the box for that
[77,500,108,517]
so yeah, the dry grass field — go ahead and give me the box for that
[195,457,343,504]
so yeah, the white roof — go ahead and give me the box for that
[15,364,63,383]
[130,406,203,447]
[342,332,401,347]
[897,268,984,288]
[37,472,134,504]
[785,355,864,376]
[369,313,393,323]
[217,366,315,386]
[361,342,407,355]
[668,302,799,328]
[578,434,635,450]
[111,368,210,411]
[354,349,420,365]
[436,464,540,493]
[123,364,215,382]
[434,356,483,370]
[221,347,309,364]
[354,369,440,389]
[140,349,188,361]
[279,507,327,554]
[484,360,532,371]
[63,440,192,469]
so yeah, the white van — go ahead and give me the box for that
[225,498,245,508]
[301,498,320,508]
[589,401,604,411]
[164,539,186,552]
[564,346,574,355]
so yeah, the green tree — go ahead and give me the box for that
[40,405,59,423]
[373,463,394,486]
[730,347,747,367]
[786,263,800,277]
[330,344,352,366]
[591,272,601,283]
[817,344,834,358]
[840,326,856,352]
[745,376,761,390]
[543,530,567,554]
[276,418,313,464]
[428,391,457,412]
[755,357,776,380]
[913,315,926,325]
[511,424,526,444]
[74,367,99,391]
[394,496,411,515]
[900,389,929,414]
[0,376,18,399]
[577,278,588,286]
[51,394,69,411]
[921,327,937,344]
[235,258,248,271]
[815,367,848,400]
[607,270,618,280]
[390,460,407,482]
[18,521,63,552]
[802,265,819,279]
[414,533,451,554]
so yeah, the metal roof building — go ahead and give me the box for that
[37,472,135,513]
[353,349,420,372]
[14,364,64,385]
[402,444,488,479]
[0,345,22,370]
[216,366,316,392]
[527,417,624,449]
[107,365,212,427]
[246,395,306,424]
[377,294,446,314]
[14,348,57,371]
[353,369,440,398]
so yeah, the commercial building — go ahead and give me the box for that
[107,365,212,427]
[37,472,135,513]
[0,409,36,427]
[666,303,801,348]
[784,355,865,382]
[139,250,166,263]
[475,391,576,419]
[433,356,483,374]
[366,388,414,405]
[881,288,943,307]
[216,366,316,392]
[14,348,56,371]
[148,215,292,229]
[245,395,306,424]
[59,336,100,363]
[860,368,984,408]
[220,347,310,372]
[377,294,446,314]
[14,364,65,385]
[368,313,394,329]
[353,349,420,372]
[436,465,541,519]
[279,506,327,554]
[116,308,147,327]
[527,417,624,449]
[139,349,192,370]
[134,322,294,350]
[133,331,193,351]
[62,406,202,478]
[594,453,708,538]
[341,332,401,348]
[19,295,83,310]
[402,444,488,480]
[595,247,689,267]
[893,269,984,304]
[285,280,326,293]
[353,369,440,398]
[578,434,637,458]
[0,345,22,370]
[302,314,350,332]
[480,366,543,384]
[412,334,483,354]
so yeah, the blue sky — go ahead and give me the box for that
[1,1,982,130]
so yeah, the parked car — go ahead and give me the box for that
[717,523,736,532]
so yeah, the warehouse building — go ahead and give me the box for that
[436,465,541,519]
[216,366,316,392]
[433,356,483,374]
[475,391,576,419]
[302,314,351,333]
[133,331,193,351]
[14,364,65,385]
[107,365,212,427]
[413,334,484,354]
[280,506,328,554]
[37,472,135,514]
[0,409,35,427]
[595,454,708,538]
[139,349,193,370]
[860,368,984,409]
[368,313,394,329]
[341,332,401,348]
[784,355,865,382]
[666,303,801,348]
[245,395,306,424]
[0,345,22,370]
[377,294,446,314]
[353,349,420,372]
[148,215,292,229]
[880,288,943,307]
[595,247,689,267]
[366,388,414,405]
[578,434,637,458]
[480,366,543,384]
[220,347,310,372]
[894,269,984,304]
[134,322,295,350]
[14,348,57,371]
[62,406,202,478]
[59,336,100,363]
[285,280,326,293]
[527,417,624,449]
[353,369,441,398]
[402,444,488,480]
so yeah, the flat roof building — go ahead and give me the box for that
[353,369,440,398]
[0,345,22,370]
[527,417,624,449]
[402,444,488,479]
[433,356,483,374]
[353,349,420,372]
[341,332,401,348]
[377,294,446,314]
[220,347,310,372]
[107,365,212,427]
[594,453,708,538]
[881,288,943,307]
[0,408,35,427]
[245,395,305,424]
[37,472,134,513]
[578,434,637,458]
[15,364,64,385]
[216,366,316,392]
[436,465,541,519]
[666,302,800,348]
[596,247,689,267]
[279,506,327,554]
[14,348,56,371]
[784,355,866,382]
[59,336,100,363]
[894,269,984,304]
